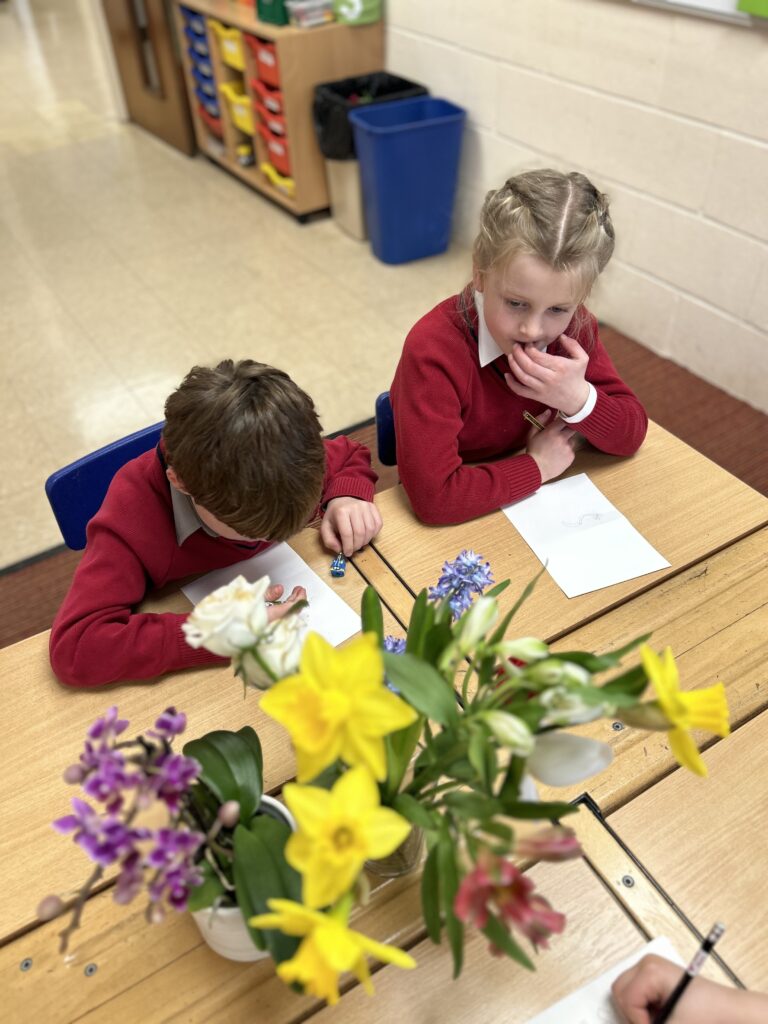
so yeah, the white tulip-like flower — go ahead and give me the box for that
[538,685,604,727]
[182,575,271,657]
[456,595,498,654]
[491,637,549,663]
[527,731,613,787]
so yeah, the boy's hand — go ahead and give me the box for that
[321,497,382,557]
[505,334,589,417]
[265,583,307,623]
[524,409,576,483]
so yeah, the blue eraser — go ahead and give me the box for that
[330,553,346,578]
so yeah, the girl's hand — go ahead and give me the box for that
[265,584,307,623]
[505,333,590,416]
[524,410,576,483]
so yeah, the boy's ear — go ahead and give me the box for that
[166,466,189,495]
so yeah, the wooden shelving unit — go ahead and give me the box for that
[172,0,384,219]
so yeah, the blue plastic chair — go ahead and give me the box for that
[45,422,164,550]
[375,391,396,466]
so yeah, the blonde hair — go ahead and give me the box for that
[473,169,615,300]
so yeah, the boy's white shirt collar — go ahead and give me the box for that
[474,290,547,367]
[170,483,218,544]
[474,290,596,423]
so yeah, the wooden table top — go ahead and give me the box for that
[364,422,768,638]
[609,709,768,990]
[0,528,399,944]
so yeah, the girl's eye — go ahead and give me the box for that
[550,306,569,315]
[505,299,524,309]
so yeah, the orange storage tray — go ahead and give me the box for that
[258,123,291,176]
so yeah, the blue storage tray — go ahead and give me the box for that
[195,87,220,118]
[180,6,206,34]
[192,65,216,97]
[185,25,209,57]
[187,47,213,77]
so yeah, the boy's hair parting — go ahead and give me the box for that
[163,360,326,541]
[473,168,615,300]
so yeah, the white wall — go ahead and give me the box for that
[386,0,768,413]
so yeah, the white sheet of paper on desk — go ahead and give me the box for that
[181,543,361,648]
[526,935,684,1023]
[501,474,670,598]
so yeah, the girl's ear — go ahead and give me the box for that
[472,263,484,293]
[166,466,189,495]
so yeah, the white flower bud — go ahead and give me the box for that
[456,596,498,653]
[63,764,85,784]
[483,711,535,756]
[217,801,241,828]
[37,894,65,921]
[491,637,549,663]
[539,686,602,727]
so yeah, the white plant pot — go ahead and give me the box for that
[191,794,295,962]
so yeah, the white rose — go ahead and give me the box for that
[182,575,271,656]
[235,611,306,689]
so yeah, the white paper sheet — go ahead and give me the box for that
[502,474,670,597]
[181,543,361,648]
[526,935,684,1023]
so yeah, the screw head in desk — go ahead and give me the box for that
[20,957,32,972]
[612,721,625,732]
[621,874,635,888]
[84,962,98,977]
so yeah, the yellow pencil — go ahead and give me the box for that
[523,410,546,431]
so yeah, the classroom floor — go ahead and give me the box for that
[0,0,469,570]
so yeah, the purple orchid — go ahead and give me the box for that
[53,798,148,867]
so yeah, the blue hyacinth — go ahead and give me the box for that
[383,635,407,655]
[428,550,494,619]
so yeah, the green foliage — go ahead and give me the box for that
[383,652,459,725]
[361,586,384,643]
[183,727,263,824]
[186,858,226,912]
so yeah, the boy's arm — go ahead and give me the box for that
[571,316,648,456]
[392,344,542,526]
[319,436,378,505]
[50,522,223,688]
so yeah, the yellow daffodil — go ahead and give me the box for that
[260,632,417,782]
[641,645,730,777]
[284,765,411,908]
[250,898,416,1005]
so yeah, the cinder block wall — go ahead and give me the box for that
[386,0,768,412]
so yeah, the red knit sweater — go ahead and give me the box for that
[50,437,377,688]
[390,295,647,525]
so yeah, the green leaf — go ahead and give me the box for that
[481,913,535,970]
[498,798,578,820]
[506,566,546,624]
[186,858,226,912]
[601,664,650,699]
[383,652,459,725]
[421,842,441,943]
[405,591,433,658]
[497,755,526,804]
[437,835,464,978]
[393,793,437,831]
[361,586,384,643]
[183,730,263,823]
[479,821,514,843]
[442,791,501,820]
[232,818,301,963]
[484,579,511,600]
[385,717,423,800]
[422,622,455,668]
[468,725,490,788]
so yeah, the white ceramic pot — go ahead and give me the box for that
[191,794,295,962]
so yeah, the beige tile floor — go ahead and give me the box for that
[0,0,470,569]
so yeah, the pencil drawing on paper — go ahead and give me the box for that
[561,512,605,528]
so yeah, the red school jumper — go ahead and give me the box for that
[390,295,648,525]
[50,437,377,688]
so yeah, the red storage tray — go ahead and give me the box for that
[258,123,291,176]
[198,103,223,138]
[245,35,280,88]
[255,101,286,136]
[251,77,284,116]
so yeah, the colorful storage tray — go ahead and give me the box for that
[255,102,286,136]
[208,19,245,72]
[258,123,290,176]
[220,81,254,135]
[245,35,280,88]
[251,78,284,116]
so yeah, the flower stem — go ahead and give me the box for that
[58,863,104,954]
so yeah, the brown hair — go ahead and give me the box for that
[473,169,615,300]
[163,360,325,541]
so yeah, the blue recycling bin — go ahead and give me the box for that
[348,97,466,264]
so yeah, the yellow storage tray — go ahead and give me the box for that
[260,161,296,198]
[207,19,245,72]
[219,82,254,135]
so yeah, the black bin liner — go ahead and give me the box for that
[313,73,428,160]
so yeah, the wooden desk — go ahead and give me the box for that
[365,422,768,638]
[4,803,733,1023]
[609,710,768,990]
[0,528,399,945]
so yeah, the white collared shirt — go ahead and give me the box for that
[474,290,596,423]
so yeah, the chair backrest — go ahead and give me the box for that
[375,391,397,466]
[45,422,165,550]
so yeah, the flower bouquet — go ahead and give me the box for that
[45,551,730,1006]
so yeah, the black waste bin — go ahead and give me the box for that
[313,73,427,239]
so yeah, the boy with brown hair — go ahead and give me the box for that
[50,359,381,687]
